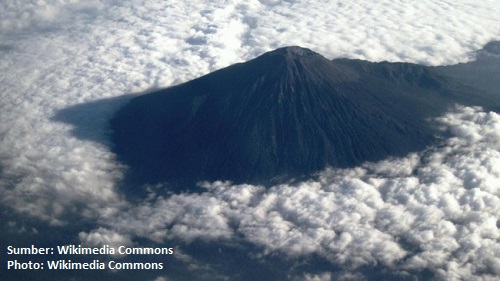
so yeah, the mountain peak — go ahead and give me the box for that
[111,47,480,188]
[270,46,321,58]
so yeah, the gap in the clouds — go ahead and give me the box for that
[0,208,184,281]
[165,239,433,281]
[0,43,14,52]
[163,239,347,281]
[0,207,103,280]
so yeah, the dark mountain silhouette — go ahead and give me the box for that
[110,46,496,187]
[434,41,500,110]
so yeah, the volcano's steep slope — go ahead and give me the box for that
[111,46,485,186]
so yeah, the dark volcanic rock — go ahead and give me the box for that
[111,46,490,186]
[434,41,500,108]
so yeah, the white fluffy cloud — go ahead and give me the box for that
[1,0,500,280]
[92,106,500,280]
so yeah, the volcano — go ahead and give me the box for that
[111,46,493,186]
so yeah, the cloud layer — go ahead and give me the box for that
[1,0,500,280]
[88,106,499,280]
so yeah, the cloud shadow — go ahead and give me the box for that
[50,89,167,197]
[51,94,135,147]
